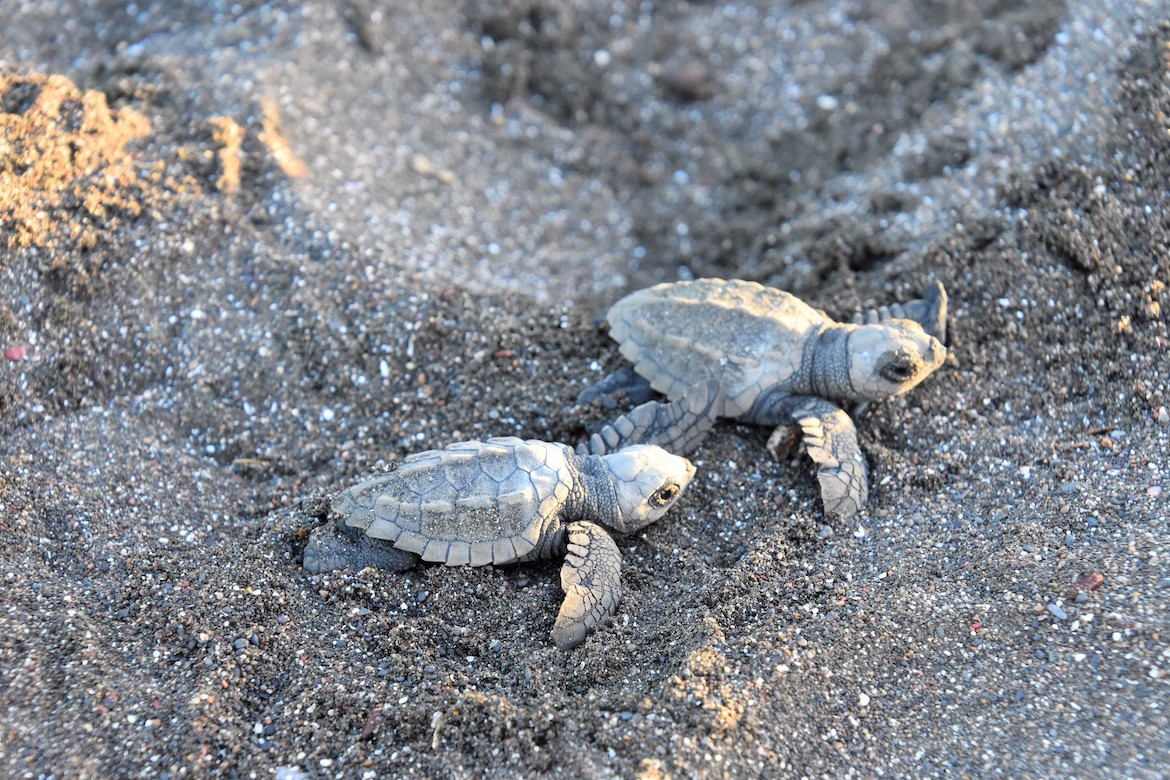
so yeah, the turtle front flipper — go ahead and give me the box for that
[579,379,722,457]
[787,397,869,520]
[553,521,623,650]
[849,281,948,344]
[753,394,869,520]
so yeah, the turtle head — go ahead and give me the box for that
[601,445,696,531]
[847,321,946,400]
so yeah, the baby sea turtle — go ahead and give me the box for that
[304,418,702,649]
[580,279,947,519]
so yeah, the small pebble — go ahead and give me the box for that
[1076,572,1104,591]
[416,591,429,603]
[4,344,28,361]
[1047,603,1068,621]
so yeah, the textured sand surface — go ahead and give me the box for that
[2,1,1168,777]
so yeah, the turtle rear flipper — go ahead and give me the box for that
[553,521,623,650]
[579,379,723,457]
[303,521,420,573]
[576,364,657,406]
[850,281,948,343]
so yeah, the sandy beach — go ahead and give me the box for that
[2,1,1168,777]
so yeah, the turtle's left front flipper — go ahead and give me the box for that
[579,379,723,457]
[850,281,948,343]
[553,521,623,650]
[760,396,869,520]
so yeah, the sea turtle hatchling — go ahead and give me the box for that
[579,279,948,520]
[303,398,707,649]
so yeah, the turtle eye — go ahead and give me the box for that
[650,483,681,507]
[881,360,915,383]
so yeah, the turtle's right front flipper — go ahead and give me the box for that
[579,379,723,457]
[850,280,948,343]
[751,394,869,521]
[790,398,869,520]
[553,521,623,650]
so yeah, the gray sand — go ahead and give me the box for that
[2,1,1167,777]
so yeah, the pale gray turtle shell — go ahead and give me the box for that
[332,436,574,568]
[606,278,827,419]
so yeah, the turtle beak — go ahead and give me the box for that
[927,336,946,368]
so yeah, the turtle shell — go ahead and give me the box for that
[332,437,575,567]
[606,279,827,418]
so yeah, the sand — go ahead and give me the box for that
[1,1,1168,777]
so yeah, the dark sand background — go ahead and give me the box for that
[2,1,1168,777]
